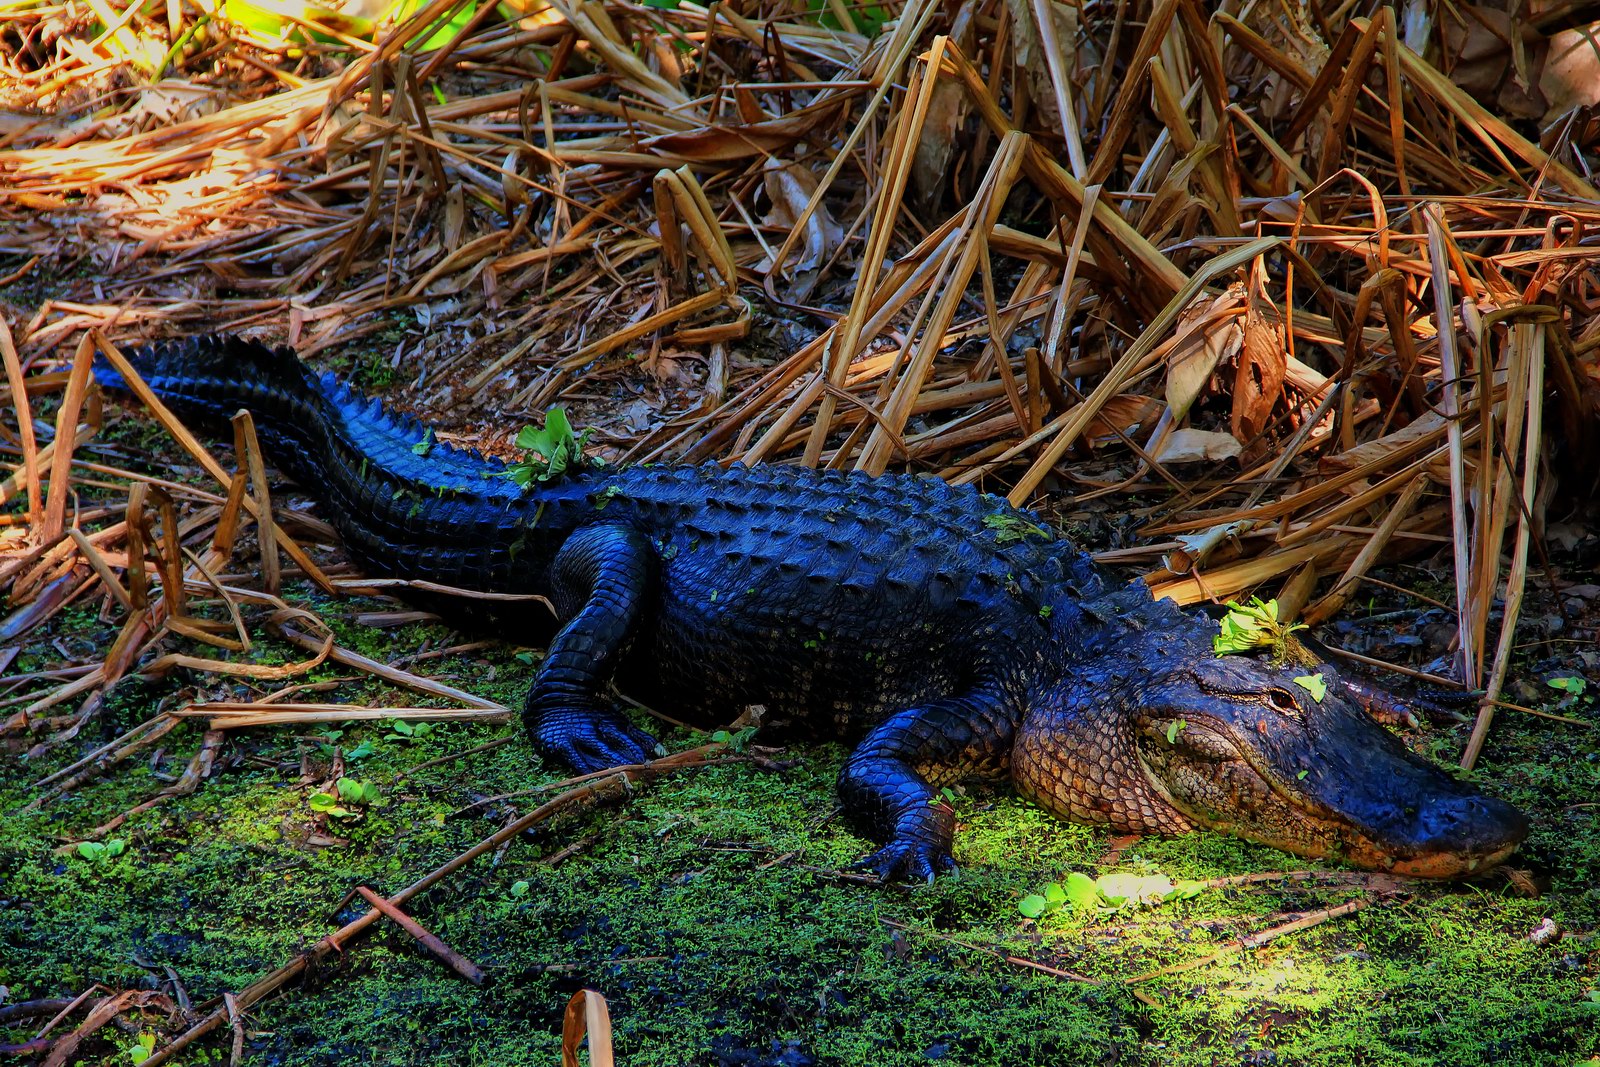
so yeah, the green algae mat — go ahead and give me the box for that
[2,605,1598,1067]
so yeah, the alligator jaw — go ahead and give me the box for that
[1130,698,1530,880]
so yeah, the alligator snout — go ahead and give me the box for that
[1388,791,1529,877]
[1418,792,1528,847]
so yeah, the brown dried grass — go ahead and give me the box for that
[3,0,1599,783]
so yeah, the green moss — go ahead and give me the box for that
[2,600,1597,1066]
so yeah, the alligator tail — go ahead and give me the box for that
[94,334,506,493]
[96,336,324,480]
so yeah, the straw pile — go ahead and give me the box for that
[3,0,1600,773]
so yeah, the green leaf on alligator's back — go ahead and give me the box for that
[982,512,1052,544]
[506,406,597,487]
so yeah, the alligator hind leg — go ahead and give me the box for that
[839,684,1016,883]
[525,524,661,773]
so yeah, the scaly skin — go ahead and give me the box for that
[96,336,1530,881]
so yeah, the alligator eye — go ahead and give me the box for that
[1266,688,1300,714]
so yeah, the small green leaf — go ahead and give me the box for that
[1018,894,1050,919]
[1063,872,1101,910]
[1294,673,1328,702]
[391,720,414,736]
[505,407,596,487]
[1171,880,1205,900]
[77,842,105,861]
[1134,875,1175,901]
[345,740,377,760]
[1166,719,1187,744]
[1038,605,1053,619]
[710,730,731,743]
[1548,676,1589,697]
[411,428,435,456]
[1213,596,1307,657]
[336,778,367,803]
[1297,769,1310,780]
[983,512,1052,545]
[105,839,126,857]
[310,790,355,817]
[1096,872,1142,905]
[510,880,530,898]
[1042,882,1067,907]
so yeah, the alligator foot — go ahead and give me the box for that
[851,838,958,884]
[1337,674,1476,728]
[532,710,658,774]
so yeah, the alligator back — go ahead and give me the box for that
[97,335,1103,717]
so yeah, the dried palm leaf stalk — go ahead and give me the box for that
[3,0,1598,770]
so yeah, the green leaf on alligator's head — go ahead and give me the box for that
[1294,672,1328,702]
[1212,596,1308,661]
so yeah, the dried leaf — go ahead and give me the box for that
[1155,428,1242,464]
[1167,318,1242,422]
[1230,305,1286,441]
[1540,23,1600,124]
[760,159,841,275]
[1085,394,1163,445]
[1004,0,1080,133]
[911,5,976,210]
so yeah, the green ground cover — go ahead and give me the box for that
[2,593,1597,1066]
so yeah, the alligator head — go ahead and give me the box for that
[1013,630,1528,878]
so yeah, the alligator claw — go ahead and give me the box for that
[536,713,658,774]
[851,839,958,884]
[1337,674,1476,728]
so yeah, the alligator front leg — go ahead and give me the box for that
[525,524,660,773]
[838,685,1016,883]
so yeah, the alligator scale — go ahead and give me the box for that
[98,336,1528,880]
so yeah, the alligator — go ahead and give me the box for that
[95,335,1529,881]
